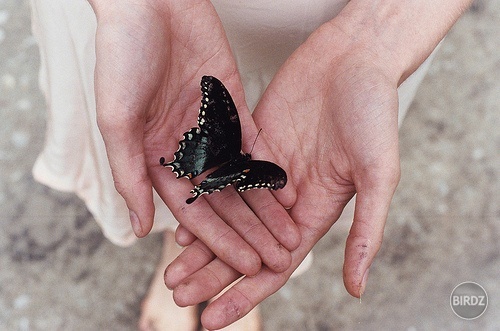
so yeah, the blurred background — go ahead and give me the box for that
[1,0,498,330]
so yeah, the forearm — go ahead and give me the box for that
[317,0,473,85]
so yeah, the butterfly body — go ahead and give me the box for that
[161,76,287,204]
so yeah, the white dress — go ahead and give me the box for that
[30,0,436,246]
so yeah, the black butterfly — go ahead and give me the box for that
[160,76,287,204]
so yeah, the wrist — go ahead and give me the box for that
[314,0,472,86]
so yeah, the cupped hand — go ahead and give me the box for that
[88,0,300,276]
[165,21,402,329]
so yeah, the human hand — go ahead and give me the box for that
[87,0,299,275]
[164,0,472,326]
[165,26,401,330]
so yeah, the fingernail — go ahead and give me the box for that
[129,209,142,237]
[164,264,173,290]
[359,267,370,298]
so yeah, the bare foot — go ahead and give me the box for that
[139,231,198,331]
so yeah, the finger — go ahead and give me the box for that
[96,111,155,237]
[174,191,337,329]
[149,165,262,276]
[240,189,301,251]
[205,187,292,273]
[166,220,293,301]
[175,224,197,246]
[343,171,400,297]
[173,258,241,307]
[164,238,215,289]
[200,226,316,330]
[200,273,278,330]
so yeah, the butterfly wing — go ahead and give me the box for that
[186,157,287,204]
[160,75,287,204]
[162,76,242,178]
[234,160,287,192]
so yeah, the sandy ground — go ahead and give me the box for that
[1,0,498,330]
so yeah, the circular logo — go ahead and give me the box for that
[450,281,488,320]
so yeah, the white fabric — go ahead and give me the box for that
[30,0,435,246]
[30,0,173,246]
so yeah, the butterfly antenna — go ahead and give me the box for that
[250,129,263,154]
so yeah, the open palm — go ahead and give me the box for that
[165,23,402,329]
[91,0,299,276]
[254,43,401,297]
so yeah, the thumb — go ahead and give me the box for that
[343,169,400,297]
[93,20,159,238]
[96,103,155,238]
